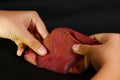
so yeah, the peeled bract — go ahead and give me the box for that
[24,28,98,74]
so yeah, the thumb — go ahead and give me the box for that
[25,37,47,56]
[72,44,94,69]
[27,39,47,56]
[20,29,47,56]
[72,44,92,55]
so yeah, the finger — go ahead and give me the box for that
[72,44,96,69]
[20,29,47,56]
[31,11,49,39]
[72,44,91,55]
[84,55,89,69]
[24,49,37,65]
[36,23,49,39]
[90,33,114,43]
[15,42,26,56]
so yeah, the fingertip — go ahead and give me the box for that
[37,47,47,56]
[17,48,24,57]
[38,28,49,39]
[89,35,95,39]
[72,44,86,55]
[72,44,81,52]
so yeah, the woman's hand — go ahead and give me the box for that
[0,10,49,56]
[72,33,120,80]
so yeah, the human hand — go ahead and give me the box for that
[0,10,49,56]
[72,33,120,80]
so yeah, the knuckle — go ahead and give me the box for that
[29,40,40,49]
[108,33,120,42]
[80,44,90,54]
[80,44,87,51]
[113,34,120,38]
[30,11,39,16]
[108,33,120,38]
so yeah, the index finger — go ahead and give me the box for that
[89,33,113,43]
[30,11,49,39]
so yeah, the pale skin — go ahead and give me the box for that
[0,10,49,56]
[0,10,120,80]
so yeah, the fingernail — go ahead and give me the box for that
[17,48,24,57]
[38,48,47,56]
[73,44,80,51]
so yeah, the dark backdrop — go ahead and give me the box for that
[0,0,120,80]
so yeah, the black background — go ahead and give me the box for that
[0,0,120,80]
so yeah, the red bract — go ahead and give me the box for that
[24,28,98,74]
